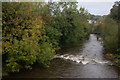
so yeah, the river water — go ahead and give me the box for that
[6,34,118,78]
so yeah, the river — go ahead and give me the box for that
[5,34,118,78]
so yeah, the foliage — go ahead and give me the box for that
[2,2,91,72]
[108,1,120,67]
[2,2,54,72]
[37,39,55,67]
[51,2,90,44]
[110,1,120,21]
[101,17,118,53]
[94,1,120,67]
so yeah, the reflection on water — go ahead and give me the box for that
[6,34,118,78]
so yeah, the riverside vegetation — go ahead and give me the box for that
[2,2,91,73]
[94,1,120,67]
[2,1,120,74]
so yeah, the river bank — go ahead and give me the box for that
[2,34,118,78]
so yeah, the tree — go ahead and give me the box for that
[110,1,120,21]
[3,2,91,72]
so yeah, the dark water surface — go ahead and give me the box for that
[6,34,118,78]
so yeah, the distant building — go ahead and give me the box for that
[88,20,96,24]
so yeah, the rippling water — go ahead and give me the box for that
[6,34,118,78]
[54,54,110,65]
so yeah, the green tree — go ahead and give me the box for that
[2,2,91,73]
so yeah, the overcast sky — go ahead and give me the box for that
[78,2,115,16]
[3,0,118,16]
[76,0,118,15]
[50,0,118,16]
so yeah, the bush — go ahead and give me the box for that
[101,17,118,53]
[2,3,54,72]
